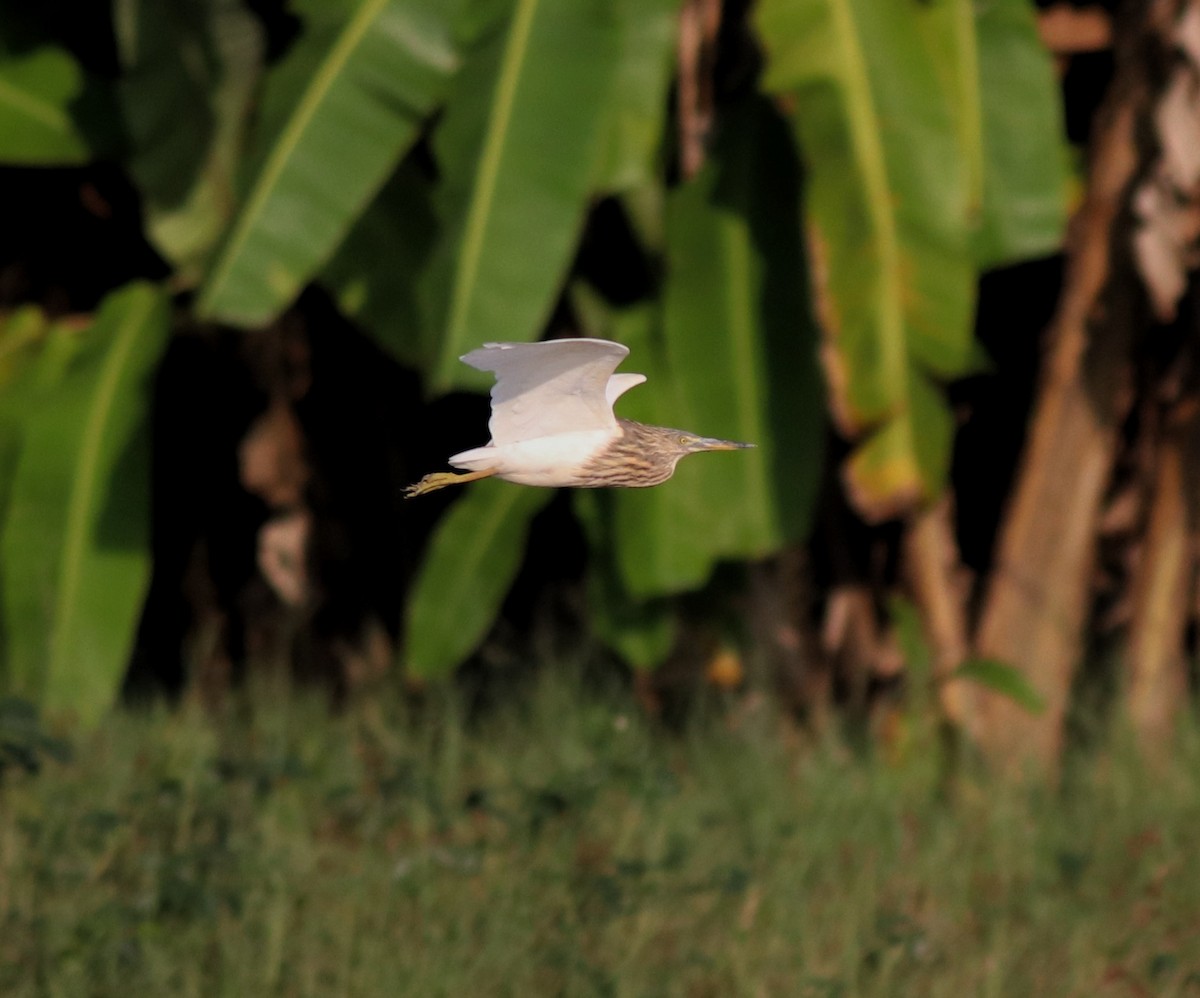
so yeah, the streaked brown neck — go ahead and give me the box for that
[577,419,681,488]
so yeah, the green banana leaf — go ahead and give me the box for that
[0,46,89,164]
[0,283,168,723]
[404,480,553,679]
[756,0,976,521]
[197,0,458,325]
[321,160,438,368]
[571,293,716,595]
[114,0,265,281]
[662,99,824,557]
[593,0,677,194]
[421,0,620,389]
[326,0,674,370]
[574,489,677,671]
[580,100,824,601]
[0,307,58,551]
[975,0,1069,267]
[954,657,1046,714]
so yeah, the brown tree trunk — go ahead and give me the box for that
[969,91,1145,771]
[1126,405,1198,751]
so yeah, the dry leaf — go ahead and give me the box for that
[258,510,311,607]
[239,399,309,508]
[1038,5,1113,53]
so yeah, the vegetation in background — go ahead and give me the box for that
[3,672,1200,996]
[2,6,1196,990]
[0,0,1196,776]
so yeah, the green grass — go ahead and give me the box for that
[3,673,1200,997]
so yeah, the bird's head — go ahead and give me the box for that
[664,431,755,482]
[671,431,755,456]
[654,428,755,476]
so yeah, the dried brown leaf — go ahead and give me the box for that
[677,0,721,179]
[1038,5,1113,53]
[239,399,309,507]
[257,510,311,607]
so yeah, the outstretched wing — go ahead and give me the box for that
[461,338,644,445]
[606,372,647,407]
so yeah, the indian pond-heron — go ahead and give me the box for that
[404,338,753,497]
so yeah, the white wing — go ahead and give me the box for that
[606,372,647,407]
[461,338,644,446]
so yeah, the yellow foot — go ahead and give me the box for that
[404,468,497,498]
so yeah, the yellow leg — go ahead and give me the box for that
[404,467,498,498]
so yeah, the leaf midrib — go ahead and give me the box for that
[0,75,72,131]
[829,0,907,409]
[51,287,157,673]
[440,0,541,373]
[198,0,391,318]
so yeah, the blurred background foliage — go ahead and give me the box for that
[2,0,1190,772]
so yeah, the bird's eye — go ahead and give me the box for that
[678,435,690,445]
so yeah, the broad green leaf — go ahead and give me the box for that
[423,0,621,388]
[663,99,824,556]
[619,182,667,260]
[114,0,265,280]
[0,308,61,579]
[583,100,824,599]
[954,657,1046,714]
[843,373,953,517]
[975,0,1069,267]
[572,293,715,596]
[0,304,51,388]
[321,159,438,368]
[593,0,677,193]
[756,0,977,521]
[404,480,552,679]
[573,490,676,671]
[197,0,458,325]
[0,46,89,164]
[0,284,168,723]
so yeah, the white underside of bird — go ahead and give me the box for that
[449,429,617,487]
[446,338,645,487]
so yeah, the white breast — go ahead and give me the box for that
[449,429,617,487]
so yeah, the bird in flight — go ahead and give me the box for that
[405,338,752,497]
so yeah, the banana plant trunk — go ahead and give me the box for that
[968,85,1148,770]
[1125,406,1198,754]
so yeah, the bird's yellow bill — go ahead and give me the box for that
[697,437,755,451]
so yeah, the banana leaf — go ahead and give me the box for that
[404,479,552,679]
[114,0,265,280]
[421,0,621,389]
[582,100,824,601]
[756,0,976,520]
[0,46,89,164]
[0,283,168,723]
[197,0,457,325]
[975,0,1069,267]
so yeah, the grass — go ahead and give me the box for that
[3,671,1200,997]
